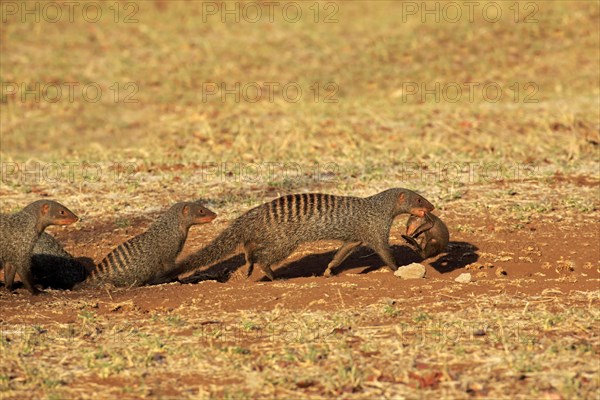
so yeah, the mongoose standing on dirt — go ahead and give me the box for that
[75,202,216,289]
[177,188,434,280]
[31,232,87,289]
[0,200,79,294]
[402,213,449,259]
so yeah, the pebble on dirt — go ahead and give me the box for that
[394,263,426,279]
[455,273,472,283]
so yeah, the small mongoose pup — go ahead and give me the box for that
[402,213,449,259]
[75,202,216,289]
[31,232,87,289]
[0,200,79,294]
[177,188,434,280]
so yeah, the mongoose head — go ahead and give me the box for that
[406,215,425,236]
[405,213,437,236]
[25,200,79,230]
[182,202,217,226]
[397,190,434,218]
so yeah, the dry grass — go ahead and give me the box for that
[1,288,598,399]
[1,1,598,219]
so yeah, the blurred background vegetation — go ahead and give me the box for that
[1,1,598,214]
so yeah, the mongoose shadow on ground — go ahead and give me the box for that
[1,256,95,290]
[181,241,478,283]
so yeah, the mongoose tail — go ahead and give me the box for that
[77,201,216,289]
[175,220,244,276]
[1,200,78,294]
[178,188,435,280]
[402,213,449,259]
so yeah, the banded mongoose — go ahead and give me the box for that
[0,200,79,294]
[402,213,449,259]
[75,202,216,289]
[31,232,87,289]
[177,188,435,280]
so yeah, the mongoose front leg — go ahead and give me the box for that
[3,262,16,290]
[324,241,362,277]
[245,262,255,278]
[14,261,40,295]
[21,268,41,295]
[372,244,398,272]
[149,261,178,285]
[258,263,275,281]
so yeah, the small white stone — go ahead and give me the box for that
[455,273,472,283]
[394,263,426,279]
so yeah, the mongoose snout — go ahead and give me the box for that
[42,202,79,225]
[191,208,217,224]
[405,192,434,217]
[410,208,429,218]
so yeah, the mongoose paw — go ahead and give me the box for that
[29,288,43,295]
[402,235,420,248]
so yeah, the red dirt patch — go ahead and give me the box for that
[1,214,598,320]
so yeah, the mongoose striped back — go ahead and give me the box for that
[87,236,153,286]
[177,188,434,280]
[258,193,359,224]
[78,202,216,289]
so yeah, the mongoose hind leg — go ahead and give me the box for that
[403,235,442,259]
[147,262,177,285]
[421,239,442,259]
[227,246,254,282]
[15,263,40,295]
[254,244,296,281]
[324,241,362,277]
[243,242,256,278]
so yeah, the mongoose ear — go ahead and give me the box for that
[41,203,50,215]
[182,205,190,217]
[397,193,405,205]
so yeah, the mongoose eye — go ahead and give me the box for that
[60,210,65,215]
